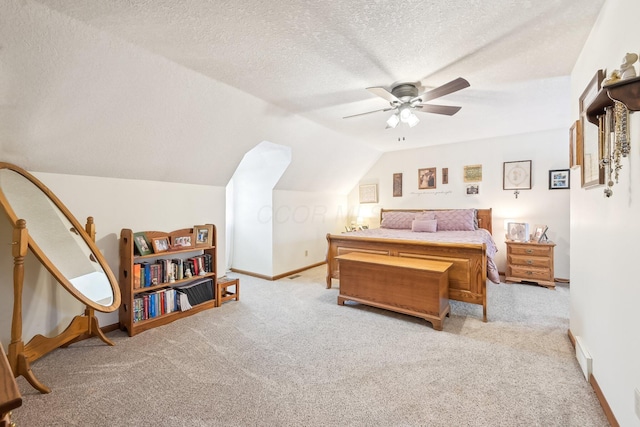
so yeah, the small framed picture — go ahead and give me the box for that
[151,236,170,253]
[466,184,479,195]
[549,169,570,189]
[133,232,153,256]
[170,229,195,249]
[464,164,482,182]
[532,224,549,243]
[392,173,402,197]
[194,224,214,247]
[503,160,532,190]
[359,184,378,203]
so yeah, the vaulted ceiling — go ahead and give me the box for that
[33,0,605,151]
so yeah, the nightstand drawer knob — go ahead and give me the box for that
[526,260,533,265]
[526,249,533,254]
[526,271,533,275]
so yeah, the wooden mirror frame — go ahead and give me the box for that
[0,162,121,393]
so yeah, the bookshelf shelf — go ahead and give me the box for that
[119,225,218,336]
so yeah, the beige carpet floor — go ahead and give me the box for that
[12,266,608,426]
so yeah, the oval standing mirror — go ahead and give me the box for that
[0,162,120,312]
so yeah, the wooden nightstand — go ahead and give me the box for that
[505,240,556,289]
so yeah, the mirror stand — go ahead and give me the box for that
[8,218,114,394]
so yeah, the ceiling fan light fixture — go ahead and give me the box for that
[399,106,412,122]
[407,113,420,128]
[386,114,400,128]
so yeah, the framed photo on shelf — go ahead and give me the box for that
[506,222,529,242]
[549,169,570,189]
[359,184,378,203]
[133,232,153,256]
[150,235,170,253]
[170,229,195,249]
[579,69,605,188]
[463,164,482,182]
[418,167,436,189]
[392,173,402,197]
[503,160,532,190]
[532,225,549,243]
[194,224,214,247]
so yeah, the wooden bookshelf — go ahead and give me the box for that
[119,225,217,336]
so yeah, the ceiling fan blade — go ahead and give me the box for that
[419,77,470,102]
[414,104,462,116]
[343,107,396,119]
[366,87,401,103]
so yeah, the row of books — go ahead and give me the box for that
[132,278,215,323]
[133,254,213,289]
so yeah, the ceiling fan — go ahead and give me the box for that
[344,77,470,128]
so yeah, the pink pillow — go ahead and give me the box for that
[434,209,476,231]
[415,211,436,220]
[412,219,438,232]
[380,211,416,229]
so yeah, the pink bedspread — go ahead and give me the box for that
[346,228,500,284]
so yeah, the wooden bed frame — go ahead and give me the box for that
[326,208,493,321]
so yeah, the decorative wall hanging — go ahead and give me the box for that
[569,120,582,169]
[359,184,378,203]
[442,168,449,184]
[503,160,532,190]
[418,168,436,190]
[466,184,479,195]
[579,69,605,188]
[392,173,402,197]
[549,169,570,189]
[463,164,482,182]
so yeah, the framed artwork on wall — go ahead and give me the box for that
[569,120,582,169]
[392,173,402,197]
[418,167,436,189]
[442,168,449,184]
[549,169,570,189]
[503,160,532,190]
[463,164,482,182]
[579,69,605,188]
[359,184,378,203]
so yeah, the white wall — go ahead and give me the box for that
[230,142,291,277]
[272,190,347,276]
[0,172,226,349]
[350,129,571,279]
[570,0,640,425]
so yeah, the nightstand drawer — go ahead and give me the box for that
[508,254,552,269]
[508,265,553,282]
[508,244,552,257]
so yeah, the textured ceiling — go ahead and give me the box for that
[33,0,605,152]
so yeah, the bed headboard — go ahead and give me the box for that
[379,208,493,234]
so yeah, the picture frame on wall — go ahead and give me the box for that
[503,160,532,190]
[579,69,605,188]
[442,168,449,184]
[392,173,402,197]
[418,167,436,190]
[359,184,378,203]
[463,164,482,182]
[549,169,570,189]
[569,120,582,169]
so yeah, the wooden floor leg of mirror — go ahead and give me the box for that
[86,308,115,346]
[8,341,50,394]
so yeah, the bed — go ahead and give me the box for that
[326,208,499,321]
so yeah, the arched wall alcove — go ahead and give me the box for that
[226,141,292,277]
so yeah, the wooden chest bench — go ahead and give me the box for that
[335,252,453,330]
